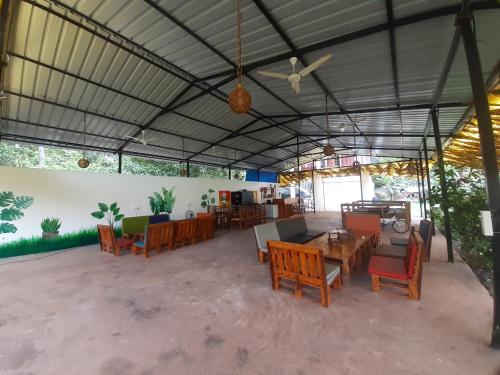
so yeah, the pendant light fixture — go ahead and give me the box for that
[228,0,251,114]
[352,121,360,168]
[180,137,188,177]
[323,95,334,157]
[78,113,90,169]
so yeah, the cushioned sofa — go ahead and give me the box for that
[253,216,324,263]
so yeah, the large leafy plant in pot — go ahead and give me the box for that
[0,191,34,234]
[91,202,124,228]
[149,187,176,216]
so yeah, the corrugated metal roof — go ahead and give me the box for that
[2,0,499,173]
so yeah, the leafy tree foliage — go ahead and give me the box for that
[430,165,491,268]
[0,142,243,180]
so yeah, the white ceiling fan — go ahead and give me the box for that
[124,130,158,145]
[257,54,332,94]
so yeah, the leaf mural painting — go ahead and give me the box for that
[0,191,34,234]
[91,202,124,228]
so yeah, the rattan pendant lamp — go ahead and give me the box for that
[323,95,334,157]
[78,113,90,168]
[228,0,251,114]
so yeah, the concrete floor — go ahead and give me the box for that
[0,212,499,375]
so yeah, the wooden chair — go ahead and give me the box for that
[246,206,255,228]
[131,222,173,258]
[368,232,423,300]
[230,206,247,230]
[260,204,266,224]
[196,213,215,241]
[97,224,134,256]
[267,240,342,307]
[254,204,262,225]
[344,212,381,248]
[174,219,198,248]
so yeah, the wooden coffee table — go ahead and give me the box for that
[306,234,371,286]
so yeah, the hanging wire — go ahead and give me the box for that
[83,112,87,157]
[325,94,329,140]
[236,0,243,83]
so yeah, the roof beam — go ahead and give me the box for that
[199,1,499,82]
[385,0,404,151]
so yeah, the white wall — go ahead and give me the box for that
[0,166,269,242]
[316,171,375,211]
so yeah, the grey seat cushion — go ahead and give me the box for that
[253,222,280,253]
[276,216,307,241]
[390,237,408,246]
[374,244,406,258]
[325,263,341,285]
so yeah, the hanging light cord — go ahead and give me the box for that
[83,113,87,157]
[236,0,243,83]
[325,94,329,142]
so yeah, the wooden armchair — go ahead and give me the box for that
[196,213,215,241]
[368,232,423,300]
[131,222,174,258]
[97,224,134,256]
[267,240,342,307]
[230,206,247,230]
[174,219,198,248]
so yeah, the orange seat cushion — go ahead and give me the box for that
[368,255,407,280]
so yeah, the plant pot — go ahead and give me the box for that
[42,231,59,239]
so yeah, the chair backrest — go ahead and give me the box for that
[175,219,198,241]
[97,225,117,252]
[261,204,266,217]
[122,216,149,235]
[405,232,423,279]
[418,219,433,259]
[246,207,254,219]
[144,223,166,251]
[254,222,280,251]
[238,206,247,218]
[344,212,380,235]
[267,240,326,287]
[275,216,308,241]
[158,222,175,249]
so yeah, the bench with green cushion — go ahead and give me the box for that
[122,216,149,237]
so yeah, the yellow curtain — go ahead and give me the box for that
[443,85,500,169]
[278,160,430,186]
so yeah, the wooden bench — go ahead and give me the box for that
[344,212,381,248]
[174,219,197,248]
[368,232,424,300]
[131,222,175,258]
[267,240,341,307]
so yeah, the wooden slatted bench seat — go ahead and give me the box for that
[267,240,341,307]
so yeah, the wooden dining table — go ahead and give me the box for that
[306,233,372,286]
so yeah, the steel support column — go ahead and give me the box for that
[423,137,435,231]
[228,166,231,180]
[186,162,190,178]
[419,152,428,218]
[359,166,364,202]
[458,4,500,348]
[118,151,123,174]
[312,161,316,214]
[415,158,423,217]
[297,137,301,211]
[431,108,454,263]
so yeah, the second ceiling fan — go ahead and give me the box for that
[257,54,332,94]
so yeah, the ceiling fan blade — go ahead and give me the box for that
[299,54,332,77]
[257,71,289,80]
[145,138,159,143]
[124,135,142,141]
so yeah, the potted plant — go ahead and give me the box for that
[41,217,62,239]
[148,187,176,218]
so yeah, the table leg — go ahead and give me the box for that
[342,260,351,287]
